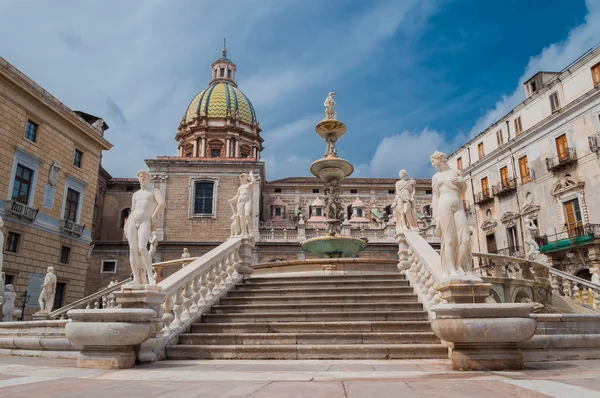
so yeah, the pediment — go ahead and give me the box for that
[520,203,540,217]
[500,212,520,226]
[481,219,497,235]
[550,175,584,196]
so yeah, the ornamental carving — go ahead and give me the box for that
[481,219,497,235]
[550,175,584,196]
[500,211,520,227]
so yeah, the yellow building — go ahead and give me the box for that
[0,57,112,318]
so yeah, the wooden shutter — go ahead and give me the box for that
[500,167,509,188]
[481,177,489,196]
[592,63,600,87]
[555,134,568,161]
[518,156,530,183]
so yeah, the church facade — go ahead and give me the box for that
[86,48,435,294]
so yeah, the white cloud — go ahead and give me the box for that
[469,0,600,138]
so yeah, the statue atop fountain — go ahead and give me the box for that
[324,92,337,120]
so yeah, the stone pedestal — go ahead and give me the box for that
[32,313,50,320]
[66,308,157,369]
[438,280,491,304]
[431,303,536,370]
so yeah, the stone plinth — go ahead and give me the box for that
[431,303,536,371]
[438,280,491,304]
[65,308,157,369]
[114,285,166,337]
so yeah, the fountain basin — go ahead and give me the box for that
[315,119,346,140]
[301,236,367,258]
[310,158,354,180]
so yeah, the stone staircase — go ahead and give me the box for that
[166,273,448,360]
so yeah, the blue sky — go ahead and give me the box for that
[0,0,597,180]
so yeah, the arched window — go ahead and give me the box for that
[120,208,131,229]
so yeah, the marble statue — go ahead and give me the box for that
[49,160,61,186]
[181,248,191,259]
[229,196,241,237]
[124,170,166,285]
[524,216,540,260]
[325,135,338,158]
[430,151,472,278]
[591,267,600,286]
[324,92,337,120]
[2,284,16,321]
[324,179,344,236]
[393,169,419,231]
[229,171,256,236]
[37,266,57,313]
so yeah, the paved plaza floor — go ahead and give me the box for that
[0,356,599,397]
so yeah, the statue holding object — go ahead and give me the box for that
[37,266,57,313]
[524,216,540,260]
[124,170,166,285]
[393,169,419,231]
[324,92,337,120]
[229,171,256,236]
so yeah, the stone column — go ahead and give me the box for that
[235,139,240,158]
[200,136,206,157]
[192,137,198,157]
[225,138,230,157]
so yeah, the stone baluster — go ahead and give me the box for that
[232,250,241,279]
[219,258,228,289]
[551,275,562,295]
[182,280,194,321]
[206,266,215,300]
[161,293,175,334]
[396,233,411,272]
[85,302,92,310]
[592,290,600,310]
[212,262,223,295]
[492,260,508,278]
[171,287,185,329]
[93,299,100,309]
[562,279,573,298]
[572,284,581,302]
[198,273,208,306]
[225,253,235,284]
[582,287,589,306]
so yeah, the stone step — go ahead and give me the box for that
[179,332,440,345]
[166,343,448,360]
[191,321,433,333]
[245,274,405,283]
[202,311,428,323]
[219,293,418,305]
[235,280,410,290]
[211,302,424,314]
[228,286,415,297]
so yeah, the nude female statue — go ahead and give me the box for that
[393,169,419,231]
[229,171,256,236]
[430,151,472,277]
[124,170,166,285]
[524,216,540,260]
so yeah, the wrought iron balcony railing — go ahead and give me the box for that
[589,132,600,154]
[5,200,39,221]
[545,147,577,171]
[61,219,86,236]
[492,178,517,196]
[474,190,494,205]
[539,224,600,253]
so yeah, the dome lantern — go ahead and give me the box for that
[210,39,237,86]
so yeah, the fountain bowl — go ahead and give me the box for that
[310,158,354,180]
[301,235,367,258]
[315,119,346,140]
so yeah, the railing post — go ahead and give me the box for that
[237,238,255,278]
[396,231,411,272]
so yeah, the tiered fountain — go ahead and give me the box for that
[301,93,367,258]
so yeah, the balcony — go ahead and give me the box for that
[474,190,494,205]
[491,246,525,258]
[5,200,39,221]
[61,219,85,236]
[589,132,600,154]
[539,224,600,253]
[492,178,517,196]
[545,148,577,172]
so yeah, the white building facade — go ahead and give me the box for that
[449,46,600,279]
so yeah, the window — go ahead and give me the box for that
[120,208,131,229]
[315,208,322,217]
[193,181,214,214]
[514,116,523,135]
[550,92,560,113]
[274,188,281,193]
[52,282,66,310]
[211,149,221,158]
[73,149,83,168]
[25,120,38,142]
[530,81,537,94]
[425,189,432,195]
[4,274,14,286]
[592,62,600,87]
[11,164,34,204]
[388,189,395,194]
[350,189,357,194]
[274,207,281,216]
[555,134,568,161]
[518,156,531,184]
[227,69,232,79]
[481,177,489,196]
[457,157,463,170]
[507,226,519,250]
[5,232,20,253]
[356,209,363,217]
[478,143,484,159]
[64,188,80,222]
[101,260,117,273]
[496,130,504,147]
[486,234,497,253]
[219,67,225,77]
[313,189,319,194]
[500,166,509,188]
[563,199,583,236]
[60,246,71,264]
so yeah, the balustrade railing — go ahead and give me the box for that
[545,147,577,171]
[61,219,85,236]
[492,178,517,196]
[259,221,297,229]
[6,200,39,221]
[589,132,600,154]
[474,190,494,205]
[548,267,600,310]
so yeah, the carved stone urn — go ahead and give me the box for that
[431,303,536,370]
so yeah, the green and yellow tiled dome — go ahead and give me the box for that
[183,81,257,126]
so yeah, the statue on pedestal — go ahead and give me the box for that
[229,171,256,236]
[430,151,472,278]
[2,285,16,321]
[124,170,166,285]
[37,266,57,313]
[181,248,191,259]
[324,92,337,120]
[524,216,540,260]
[393,169,419,231]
